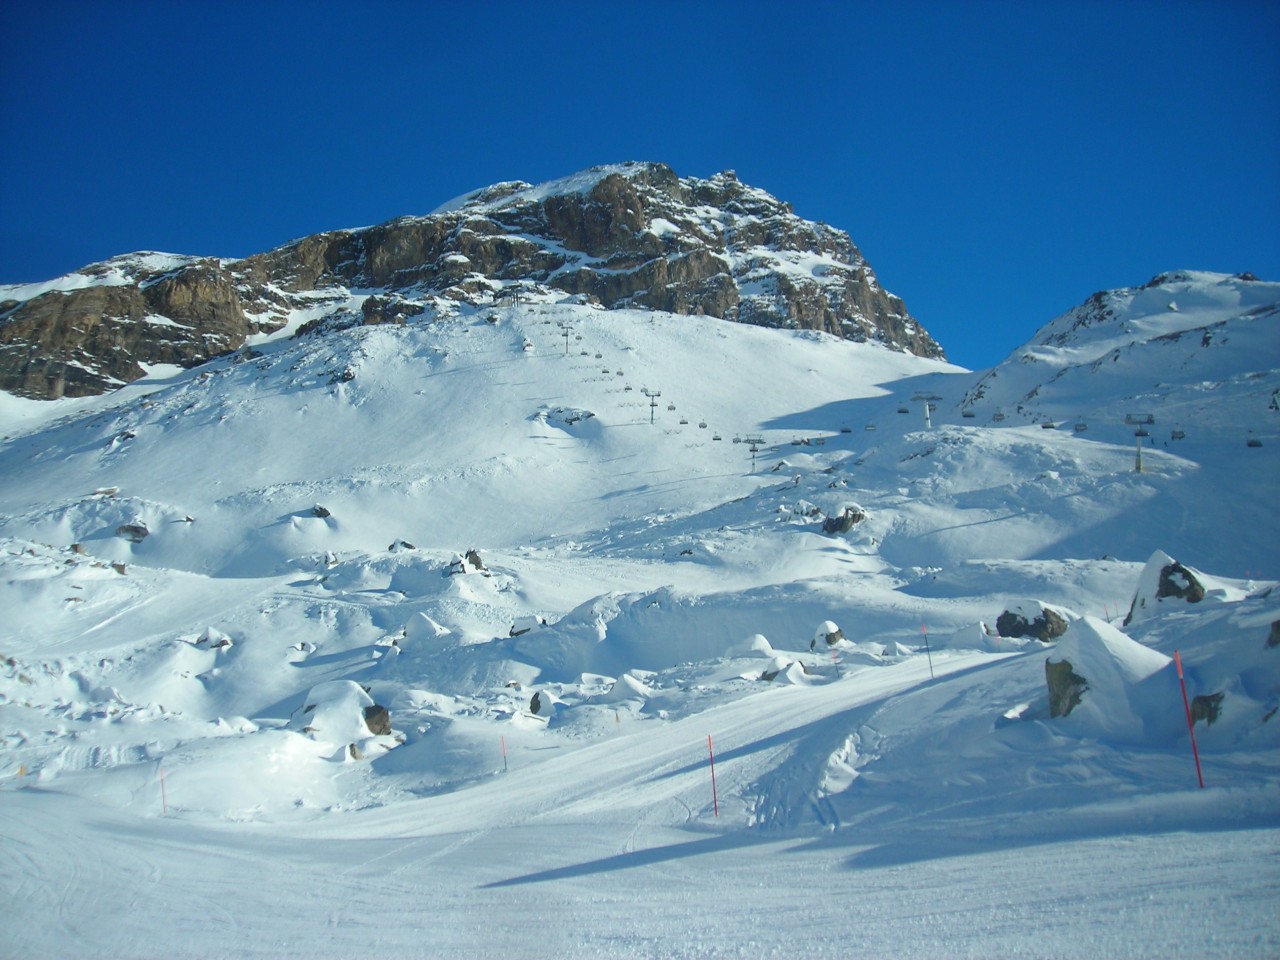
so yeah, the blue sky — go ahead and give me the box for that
[2,0,1277,370]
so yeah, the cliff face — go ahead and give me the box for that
[0,162,943,399]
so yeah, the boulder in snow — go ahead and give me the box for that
[529,689,562,718]
[1044,617,1177,742]
[509,615,547,638]
[812,621,845,650]
[196,627,234,651]
[1124,550,1207,625]
[448,548,490,576]
[115,521,149,543]
[996,600,1072,642]
[363,704,392,736]
[822,504,866,534]
[295,680,396,758]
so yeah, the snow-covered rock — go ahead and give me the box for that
[1045,617,1177,742]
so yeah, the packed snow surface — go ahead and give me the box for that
[1,271,1277,958]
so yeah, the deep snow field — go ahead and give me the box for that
[1,271,1277,958]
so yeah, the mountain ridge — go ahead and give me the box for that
[0,162,940,400]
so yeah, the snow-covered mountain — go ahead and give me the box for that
[0,162,939,399]
[1,245,1276,957]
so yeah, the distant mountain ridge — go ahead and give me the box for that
[958,269,1280,426]
[0,162,941,400]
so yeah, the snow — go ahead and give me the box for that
[0,251,205,303]
[1,270,1278,957]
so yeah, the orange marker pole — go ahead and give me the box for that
[1174,651,1205,789]
[707,734,719,817]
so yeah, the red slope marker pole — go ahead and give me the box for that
[501,736,508,773]
[920,624,935,679]
[707,734,719,817]
[1174,651,1205,789]
[159,763,168,816]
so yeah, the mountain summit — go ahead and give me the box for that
[0,162,941,399]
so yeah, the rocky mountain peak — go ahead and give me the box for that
[0,162,943,399]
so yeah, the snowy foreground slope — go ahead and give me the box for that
[1,271,1277,958]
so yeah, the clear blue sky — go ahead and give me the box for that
[2,0,1277,369]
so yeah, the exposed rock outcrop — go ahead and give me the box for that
[1,162,943,399]
[996,601,1072,642]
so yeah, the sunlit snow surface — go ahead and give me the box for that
[1,272,1277,958]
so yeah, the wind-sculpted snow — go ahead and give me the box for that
[1,273,1277,958]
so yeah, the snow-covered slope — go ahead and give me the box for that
[1,272,1277,959]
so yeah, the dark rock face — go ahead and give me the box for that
[363,704,392,736]
[115,522,150,543]
[1,162,944,399]
[996,605,1069,642]
[1046,658,1088,717]
[822,505,866,534]
[1157,561,1206,604]
[1190,692,1224,726]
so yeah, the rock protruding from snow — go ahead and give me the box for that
[363,704,392,736]
[822,504,866,534]
[1044,617,1176,742]
[1124,550,1208,625]
[996,600,1073,642]
[529,689,561,718]
[509,616,547,638]
[295,680,397,759]
[812,620,845,650]
[115,521,150,544]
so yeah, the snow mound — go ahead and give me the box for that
[293,680,396,759]
[597,672,653,703]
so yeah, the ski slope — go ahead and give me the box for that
[1,271,1277,958]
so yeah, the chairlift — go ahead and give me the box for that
[962,411,976,418]
[865,423,877,431]
[1135,427,1149,437]
[733,436,742,444]
[897,407,909,414]
[1042,421,1057,429]
[667,403,675,411]
[840,426,852,433]
[992,412,1006,422]
[712,434,722,441]
[595,352,603,359]
[1171,428,1185,440]
[698,421,708,429]
[616,370,624,376]
[580,350,589,356]
[1247,437,1263,448]
[679,417,689,425]
[1074,422,1088,433]
[624,385,633,392]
